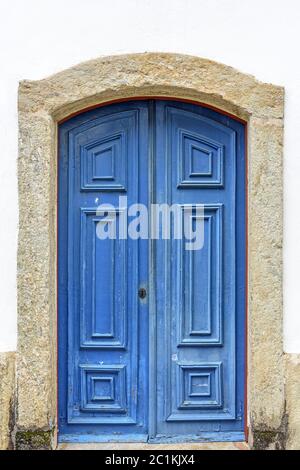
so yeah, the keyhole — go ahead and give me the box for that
[138,287,147,299]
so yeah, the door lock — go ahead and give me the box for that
[138,287,147,299]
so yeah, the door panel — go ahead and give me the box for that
[80,208,127,349]
[58,102,149,439]
[179,204,223,346]
[58,100,246,442]
[154,101,245,439]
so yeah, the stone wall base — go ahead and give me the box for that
[14,429,54,450]
[0,352,15,450]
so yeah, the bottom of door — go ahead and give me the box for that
[58,434,149,443]
[58,432,245,444]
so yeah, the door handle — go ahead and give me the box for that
[138,287,147,299]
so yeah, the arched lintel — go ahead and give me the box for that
[19,53,283,123]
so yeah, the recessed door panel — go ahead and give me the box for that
[178,204,223,346]
[80,208,127,349]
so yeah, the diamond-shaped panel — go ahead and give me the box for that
[92,145,114,180]
[190,144,213,176]
[178,130,223,187]
[81,132,126,191]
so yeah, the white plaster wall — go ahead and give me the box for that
[0,0,299,352]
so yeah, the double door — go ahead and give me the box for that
[58,100,246,442]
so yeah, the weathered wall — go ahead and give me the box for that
[0,352,15,450]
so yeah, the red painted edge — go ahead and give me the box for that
[56,127,59,445]
[244,123,249,442]
[58,96,247,125]
[56,96,248,443]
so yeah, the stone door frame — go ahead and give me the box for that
[16,53,284,449]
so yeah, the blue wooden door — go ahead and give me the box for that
[58,102,150,442]
[152,101,245,442]
[58,100,245,443]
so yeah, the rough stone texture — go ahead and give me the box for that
[18,53,284,122]
[17,53,284,449]
[15,429,54,451]
[0,352,15,450]
[285,354,300,449]
[248,119,285,436]
[17,112,56,434]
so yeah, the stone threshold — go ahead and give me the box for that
[58,442,249,450]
